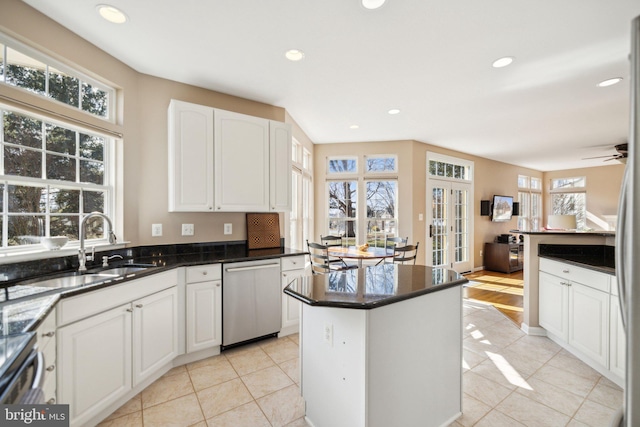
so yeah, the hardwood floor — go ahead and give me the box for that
[463,269,524,326]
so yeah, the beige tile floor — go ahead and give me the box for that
[99,300,623,427]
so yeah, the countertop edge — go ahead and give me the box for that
[538,255,615,275]
[284,277,467,310]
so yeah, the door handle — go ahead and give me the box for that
[225,263,280,272]
[429,224,434,238]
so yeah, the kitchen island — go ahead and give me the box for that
[285,264,467,427]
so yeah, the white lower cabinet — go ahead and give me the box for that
[539,258,621,386]
[133,287,179,386]
[186,265,222,353]
[36,307,57,405]
[57,271,178,427]
[568,281,609,367]
[58,304,132,427]
[610,277,626,379]
[280,256,306,336]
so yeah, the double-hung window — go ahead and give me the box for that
[0,33,117,253]
[289,139,312,250]
[550,176,586,229]
[0,107,113,250]
[326,155,398,247]
[517,175,542,231]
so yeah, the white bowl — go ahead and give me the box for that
[41,236,69,250]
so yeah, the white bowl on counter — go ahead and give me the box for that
[41,236,69,250]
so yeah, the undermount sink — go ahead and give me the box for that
[28,273,118,289]
[98,266,150,276]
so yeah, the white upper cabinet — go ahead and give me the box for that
[214,109,270,212]
[270,120,292,212]
[168,100,214,212]
[168,100,291,212]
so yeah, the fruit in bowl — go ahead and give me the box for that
[41,236,69,250]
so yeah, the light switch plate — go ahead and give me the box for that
[182,224,194,236]
[224,223,232,235]
[151,224,162,237]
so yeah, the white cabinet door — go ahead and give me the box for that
[269,120,292,212]
[186,280,222,353]
[214,109,270,212]
[281,269,304,332]
[133,287,179,386]
[569,282,609,367]
[58,304,132,427]
[539,271,569,340]
[168,99,214,212]
[610,289,626,378]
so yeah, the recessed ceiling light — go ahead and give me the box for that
[597,77,622,87]
[492,56,514,68]
[388,109,401,115]
[362,0,387,9]
[285,49,305,62]
[350,124,360,129]
[96,4,128,24]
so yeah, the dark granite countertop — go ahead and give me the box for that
[512,230,615,237]
[284,264,467,310]
[538,244,615,275]
[0,242,307,336]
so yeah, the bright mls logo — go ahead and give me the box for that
[1,405,69,426]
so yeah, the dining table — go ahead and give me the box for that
[327,245,395,268]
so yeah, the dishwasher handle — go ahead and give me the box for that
[225,263,280,273]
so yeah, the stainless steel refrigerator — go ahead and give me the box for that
[613,14,640,427]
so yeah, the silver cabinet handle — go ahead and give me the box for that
[46,365,55,372]
[202,271,208,275]
[216,283,221,287]
[42,331,55,338]
[126,308,133,312]
[562,269,570,273]
[47,398,56,404]
[135,304,143,308]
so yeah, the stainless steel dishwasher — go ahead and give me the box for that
[222,259,282,348]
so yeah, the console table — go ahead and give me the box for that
[484,242,524,273]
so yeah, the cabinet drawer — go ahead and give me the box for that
[37,307,57,353]
[58,270,178,326]
[186,264,221,283]
[539,258,609,292]
[281,256,306,272]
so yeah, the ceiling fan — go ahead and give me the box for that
[583,143,628,163]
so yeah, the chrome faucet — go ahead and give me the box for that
[78,212,117,272]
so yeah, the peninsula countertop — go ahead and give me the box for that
[284,263,467,309]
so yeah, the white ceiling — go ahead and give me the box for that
[22,0,640,171]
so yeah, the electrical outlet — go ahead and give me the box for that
[323,323,333,346]
[479,250,483,257]
[182,224,194,236]
[418,213,424,221]
[151,223,163,237]
[224,223,232,235]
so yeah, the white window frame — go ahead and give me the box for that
[549,176,587,229]
[0,103,116,256]
[325,155,399,248]
[289,138,312,251]
[518,175,542,231]
[0,33,116,123]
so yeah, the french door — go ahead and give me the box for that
[427,180,472,273]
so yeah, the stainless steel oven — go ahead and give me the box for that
[0,332,45,404]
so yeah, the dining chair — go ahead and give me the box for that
[307,240,357,274]
[393,242,420,265]
[320,235,343,247]
[379,236,408,264]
